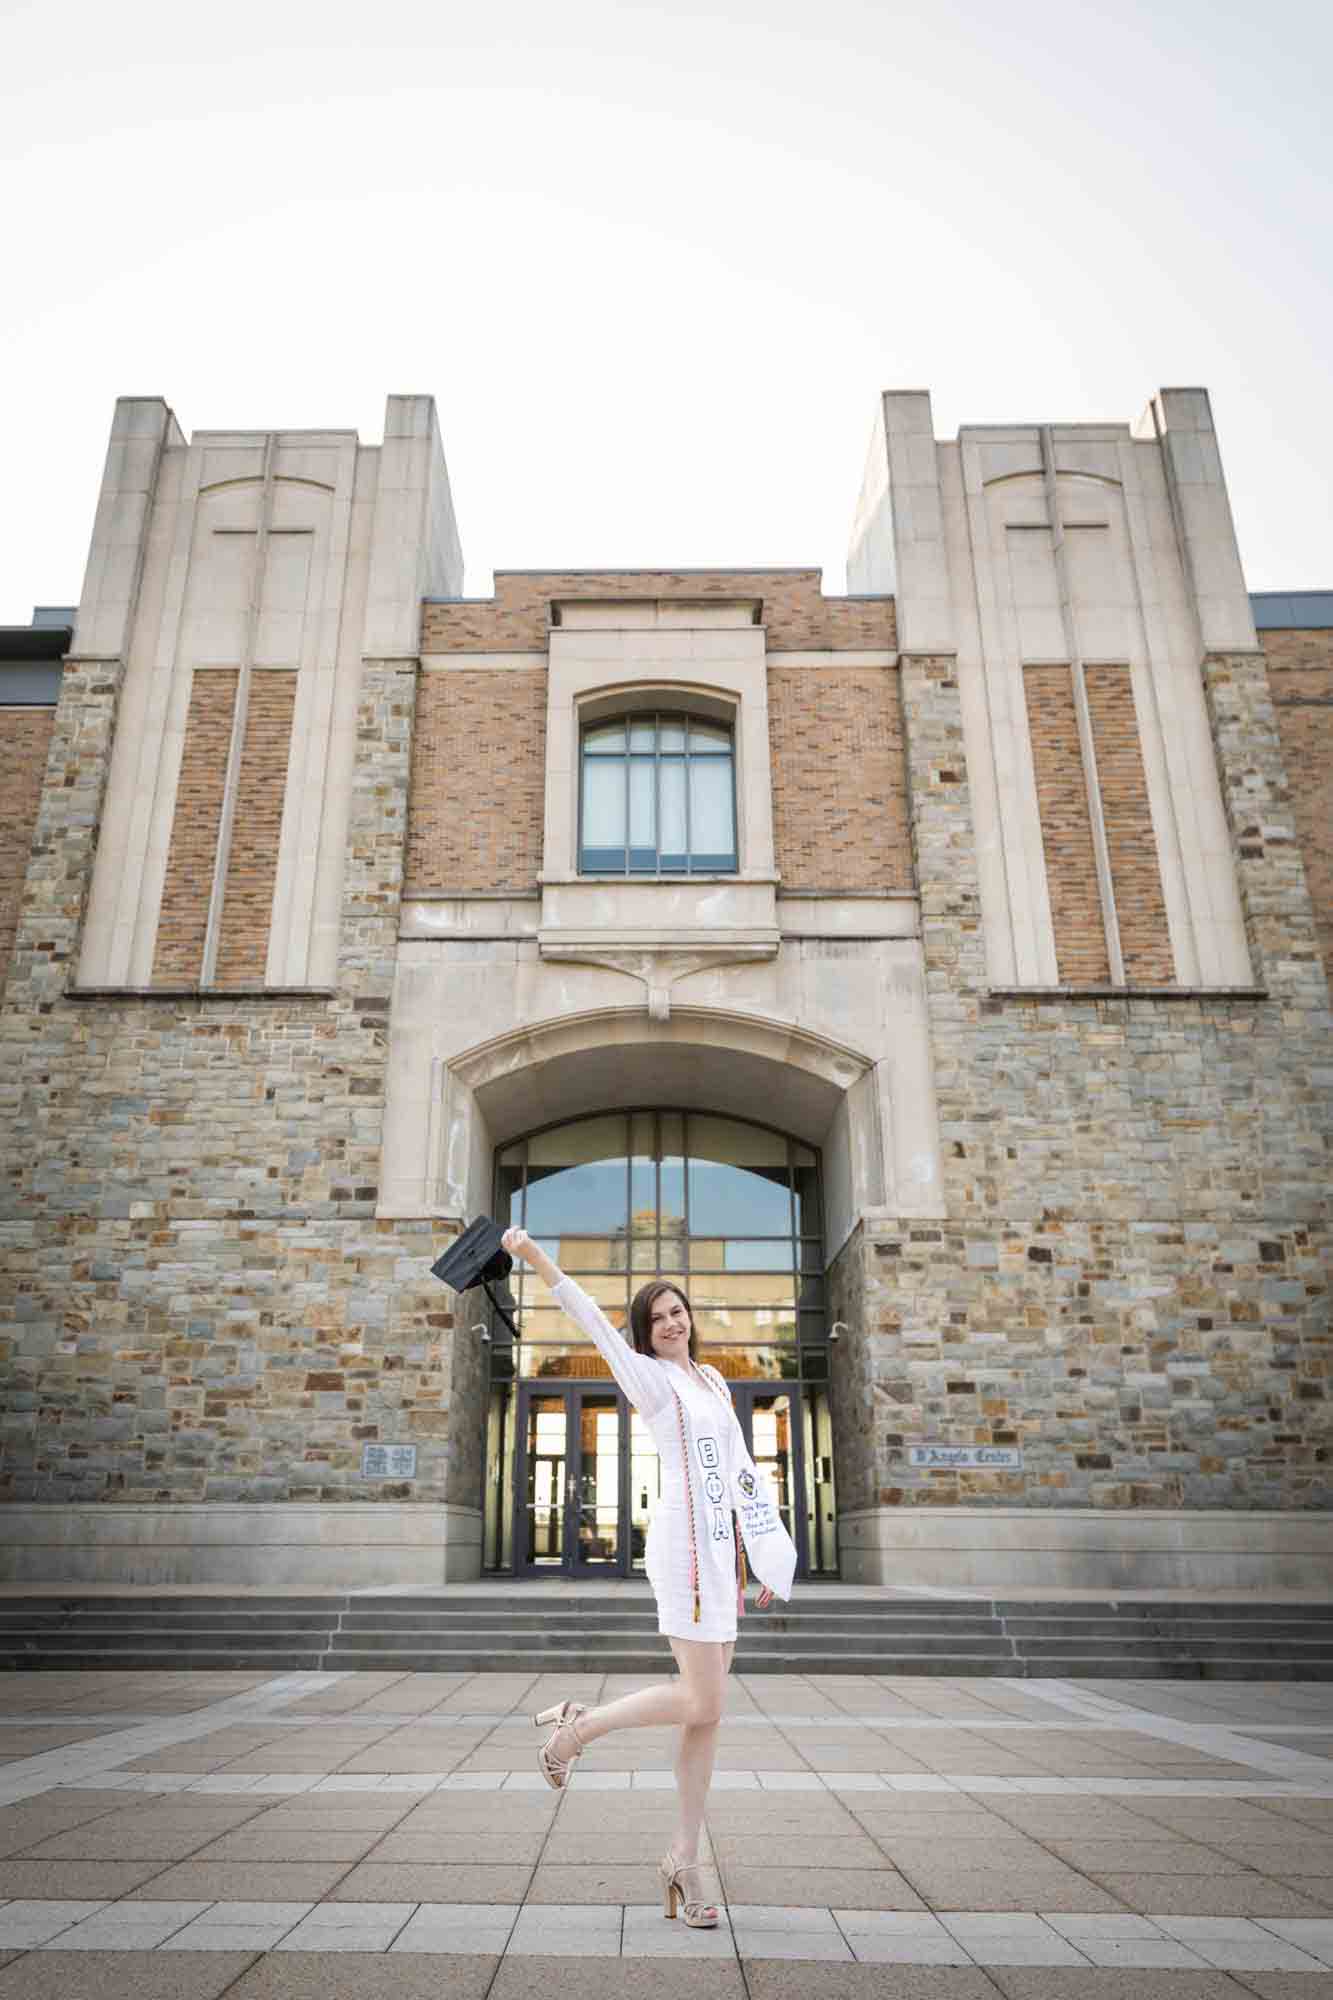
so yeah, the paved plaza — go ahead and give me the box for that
[0,1668,1329,1998]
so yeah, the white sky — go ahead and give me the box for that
[2,0,1329,621]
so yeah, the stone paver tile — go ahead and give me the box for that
[162,1902,315,1952]
[621,1904,738,1957]
[0,1860,171,1900]
[327,1862,532,1902]
[711,1836,886,1868]
[1255,1919,1333,1963]
[1090,1874,1332,1917]
[526,1863,665,1905]
[744,1964,999,1997]
[40,1899,212,1950]
[983,1972,1255,1999]
[228,1951,500,1996]
[390,1902,518,1953]
[0,1953,261,1999]
[1045,1841,1250,1875]
[898,1864,1125,1913]
[21,1826,216,1862]
[370,1831,546,1864]
[541,1831,707,1864]
[192,1827,381,1862]
[936,1914,1086,1967]
[733,1932,853,1961]
[275,1900,417,1952]
[1077,1940,1215,1968]
[506,1902,622,1956]
[720,1865,927,1910]
[128,1861,349,1901]
[490,1959,746,1997]
[0,1900,109,1947]
[832,1912,972,1965]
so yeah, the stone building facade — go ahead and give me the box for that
[0,386,1328,1589]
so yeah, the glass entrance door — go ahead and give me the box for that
[733,1385,807,1579]
[516,1385,625,1576]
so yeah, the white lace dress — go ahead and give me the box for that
[551,1274,794,1642]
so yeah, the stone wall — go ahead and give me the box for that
[767,665,911,891]
[0,707,54,993]
[1262,628,1333,992]
[0,657,480,1524]
[825,651,1331,1522]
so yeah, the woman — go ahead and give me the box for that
[500,1225,797,1927]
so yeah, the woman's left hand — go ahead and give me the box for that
[755,1585,774,1610]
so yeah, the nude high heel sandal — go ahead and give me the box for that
[533,1699,588,1790]
[659,1850,719,1928]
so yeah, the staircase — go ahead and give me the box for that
[1,1591,1331,1677]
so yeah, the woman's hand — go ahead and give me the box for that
[501,1226,561,1288]
[755,1585,775,1610]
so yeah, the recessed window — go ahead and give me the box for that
[579,712,738,875]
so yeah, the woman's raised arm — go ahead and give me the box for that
[501,1226,670,1416]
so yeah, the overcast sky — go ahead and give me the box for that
[2,0,1329,621]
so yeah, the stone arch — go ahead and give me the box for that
[424,1006,890,1260]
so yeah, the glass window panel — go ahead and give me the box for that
[697,1238,798,1273]
[689,719,731,751]
[523,1272,629,1318]
[688,755,735,864]
[628,717,656,750]
[581,756,625,852]
[696,1345,798,1380]
[628,757,655,850]
[687,1116,792,1236]
[659,757,687,864]
[629,1110,655,1232]
[584,721,626,752]
[520,1344,615,1379]
[658,718,686,750]
[687,1272,798,1312]
[692,1306,796,1345]
[497,1159,524,1226]
[793,1156,822,1234]
[659,1112,685,1235]
[526,1117,628,1234]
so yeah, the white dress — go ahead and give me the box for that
[551,1274,796,1642]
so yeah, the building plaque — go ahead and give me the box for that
[361,1443,418,1479]
[907,1445,1022,1471]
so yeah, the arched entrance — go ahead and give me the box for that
[481,1109,839,1580]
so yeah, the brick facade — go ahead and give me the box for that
[421,570,897,655]
[1024,665,1109,983]
[1263,629,1333,992]
[214,671,298,986]
[767,666,911,891]
[0,709,55,995]
[153,670,236,983]
[406,668,548,891]
[1086,664,1173,984]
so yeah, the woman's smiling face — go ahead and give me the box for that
[648,1287,692,1360]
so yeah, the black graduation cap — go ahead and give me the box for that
[431,1216,520,1339]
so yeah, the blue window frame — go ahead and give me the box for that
[579,712,738,875]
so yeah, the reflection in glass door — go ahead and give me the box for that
[735,1387,806,1577]
[518,1387,626,1575]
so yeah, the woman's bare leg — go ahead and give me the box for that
[668,1638,734,1875]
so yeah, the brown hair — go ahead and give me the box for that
[629,1280,698,1363]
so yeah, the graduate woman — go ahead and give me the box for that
[501,1226,797,1927]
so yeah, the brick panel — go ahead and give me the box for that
[1025,665,1109,983]
[406,668,547,890]
[1086,664,1173,983]
[421,571,896,654]
[768,667,911,891]
[1263,630,1333,992]
[214,671,298,986]
[153,670,237,983]
[0,708,55,995]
